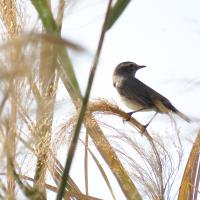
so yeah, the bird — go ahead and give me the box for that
[113,61,191,125]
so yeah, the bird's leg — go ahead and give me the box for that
[142,112,158,131]
[123,108,147,123]
[127,108,147,116]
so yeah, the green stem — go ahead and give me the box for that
[56,1,113,199]
[107,0,131,30]
[31,0,58,34]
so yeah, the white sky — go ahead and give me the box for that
[58,1,200,199]
[54,1,200,199]
[62,0,200,117]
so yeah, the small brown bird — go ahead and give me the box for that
[113,61,191,123]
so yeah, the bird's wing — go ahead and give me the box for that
[118,78,155,108]
[122,78,178,113]
[117,78,191,122]
[136,79,178,113]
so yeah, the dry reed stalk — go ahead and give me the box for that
[33,38,57,197]
[33,0,69,195]
[87,99,183,199]
[0,1,23,197]
[56,99,166,199]
[178,131,200,200]
[95,100,184,198]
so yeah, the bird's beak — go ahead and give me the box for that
[137,65,146,70]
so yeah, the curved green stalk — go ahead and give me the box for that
[56,1,113,200]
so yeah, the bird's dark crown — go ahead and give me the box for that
[114,61,146,77]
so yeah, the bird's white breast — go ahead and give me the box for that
[113,76,151,112]
[120,95,146,111]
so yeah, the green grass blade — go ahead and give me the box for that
[31,0,58,34]
[56,1,113,199]
[31,0,81,94]
[107,0,131,30]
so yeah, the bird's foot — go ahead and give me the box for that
[140,121,152,133]
[141,124,148,133]
[127,111,134,116]
[123,112,134,123]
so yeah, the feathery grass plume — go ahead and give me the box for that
[0,0,22,38]
[0,33,83,199]
[0,1,23,197]
[86,99,187,199]
[114,132,183,200]
[53,115,77,149]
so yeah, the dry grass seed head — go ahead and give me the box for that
[52,115,77,151]
[0,33,79,183]
[0,0,22,38]
[88,100,184,200]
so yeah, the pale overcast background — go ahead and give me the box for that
[61,0,200,116]
[52,0,200,199]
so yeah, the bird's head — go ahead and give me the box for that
[114,61,146,77]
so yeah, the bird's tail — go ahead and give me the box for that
[176,111,191,123]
